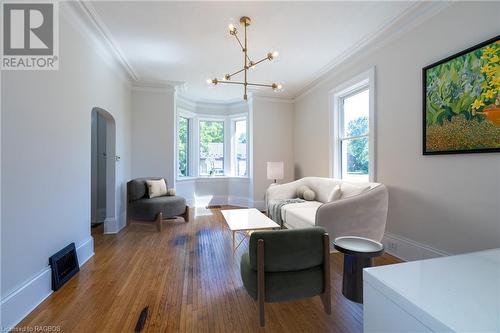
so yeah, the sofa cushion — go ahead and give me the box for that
[129,195,186,221]
[146,179,167,198]
[327,184,342,202]
[302,189,316,201]
[340,183,371,198]
[296,185,310,199]
[128,177,167,201]
[281,201,322,229]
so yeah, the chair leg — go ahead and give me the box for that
[257,239,265,326]
[322,233,332,314]
[182,206,190,222]
[156,212,163,232]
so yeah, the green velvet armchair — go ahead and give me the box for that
[240,227,331,326]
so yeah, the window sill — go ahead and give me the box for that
[176,176,250,183]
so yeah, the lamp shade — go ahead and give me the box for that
[267,161,284,180]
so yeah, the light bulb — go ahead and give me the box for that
[224,74,231,81]
[272,83,283,92]
[206,78,218,86]
[228,23,237,35]
[268,50,280,61]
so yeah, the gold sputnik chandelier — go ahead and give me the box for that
[207,16,282,100]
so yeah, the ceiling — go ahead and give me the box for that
[89,1,416,102]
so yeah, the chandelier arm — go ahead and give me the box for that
[246,82,274,88]
[217,80,246,85]
[234,34,245,51]
[228,67,246,78]
[234,34,252,64]
[248,56,270,69]
[244,23,248,100]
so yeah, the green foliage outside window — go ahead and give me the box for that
[200,121,224,155]
[346,117,369,174]
[178,117,189,177]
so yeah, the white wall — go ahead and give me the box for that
[293,2,500,256]
[253,98,295,207]
[131,87,175,186]
[1,4,132,328]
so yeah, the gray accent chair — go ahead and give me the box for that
[240,227,331,326]
[127,178,189,231]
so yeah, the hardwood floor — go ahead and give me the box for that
[18,207,400,332]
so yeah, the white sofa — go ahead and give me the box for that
[265,177,388,242]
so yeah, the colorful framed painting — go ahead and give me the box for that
[423,35,500,155]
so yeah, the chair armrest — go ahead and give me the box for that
[315,185,388,242]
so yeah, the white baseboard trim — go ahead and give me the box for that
[382,232,451,262]
[76,236,95,267]
[0,237,95,330]
[103,217,118,234]
[227,196,250,208]
[250,200,266,211]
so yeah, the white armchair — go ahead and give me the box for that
[265,177,388,242]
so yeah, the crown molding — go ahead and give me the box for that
[132,80,179,93]
[293,1,452,101]
[61,1,138,83]
[78,1,138,81]
[252,95,294,104]
[176,94,248,111]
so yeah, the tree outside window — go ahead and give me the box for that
[178,116,189,177]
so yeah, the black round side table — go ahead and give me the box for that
[333,236,384,303]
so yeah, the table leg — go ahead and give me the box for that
[342,255,373,303]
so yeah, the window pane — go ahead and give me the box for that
[178,116,189,177]
[199,120,224,176]
[343,89,369,138]
[341,137,369,182]
[235,120,247,176]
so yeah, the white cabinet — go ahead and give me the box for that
[363,249,500,332]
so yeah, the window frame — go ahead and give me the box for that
[175,109,249,179]
[176,109,196,179]
[198,117,227,177]
[177,115,190,178]
[329,67,376,182]
[230,114,249,178]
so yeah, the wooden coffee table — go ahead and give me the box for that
[221,208,280,253]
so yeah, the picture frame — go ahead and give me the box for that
[422,35,500,155]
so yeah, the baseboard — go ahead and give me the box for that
[227,196,250,208]
[0,237,95,330]
[250,200,266,210]
[193,195,227,208]
[382,232,450,262]
[76,237,95,266]
[103,217,118,234]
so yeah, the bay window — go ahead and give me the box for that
[176,111,249,178]
[199,120,225,176]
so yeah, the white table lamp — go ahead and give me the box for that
[267,161,284,183]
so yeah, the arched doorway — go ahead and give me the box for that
[91,107,117,234]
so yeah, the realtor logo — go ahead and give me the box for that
[1,2,59,70]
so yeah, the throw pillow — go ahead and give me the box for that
[327,185,342,202]
[303,189,316,201]
[296,185,310,199]
[167,188,176,196]
[341,183,371,199]
[146,179,167,198]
